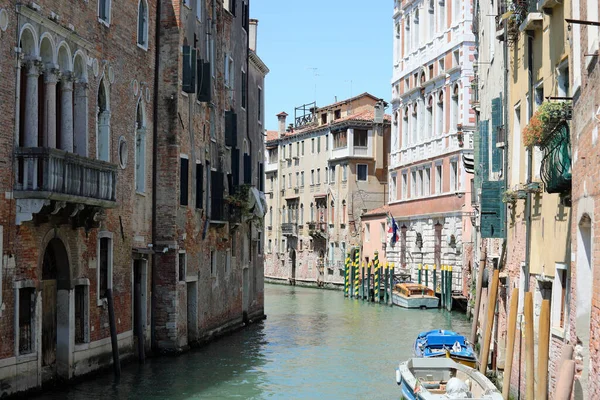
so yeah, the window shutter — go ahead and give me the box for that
[231,148,240,187]
[182,46,196,93]
[258,162,264,191]
[491,97,503,173]
[225,111,237,147]
[244,153,251,184]
[197,60,212,102]
[211,171,224,220]
[480,120,489,182]
[198,163,204,208]
[480,180,505,238]
[180,158,189,206]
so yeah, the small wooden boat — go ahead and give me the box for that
[392,283,439,309]
[395,358,503,399]
[414,330,477,369]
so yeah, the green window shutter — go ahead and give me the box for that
[182,46,197,93]
[491,97,502,173]
[480,120,489,182]
[473,121,481,201]
[480,180,506,238]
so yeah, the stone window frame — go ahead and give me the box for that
[137,0,149,50]
[73,278,91,346]
[356,164,368,182]
[96,231,114,306]
[550,262,569,338]
[13,280,37,358]
[98,0,112,27]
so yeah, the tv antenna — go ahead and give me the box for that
[307,67,320,103]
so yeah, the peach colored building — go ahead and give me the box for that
[386,0,476,296]
[264,94,391,288]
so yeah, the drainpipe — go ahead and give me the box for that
[150,0,162,352]
[524,33,534,293]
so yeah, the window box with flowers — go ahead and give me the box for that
[523,101,572,148]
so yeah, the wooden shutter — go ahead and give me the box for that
[491,97,503,173]
[197,60,212,102]
[231,148,240,187]
[195,163,203,209]
[225,111,237,147]
[211,171,224,220]
[182,46,196,93]
[480,180,505,238]
[244,153,251,184]
[480,120,489,182]
[180,158,189,206]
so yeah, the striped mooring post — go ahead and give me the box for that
[418,264,422,284]
[433,264,437,299]
[344,253,350,297]
[366,262,372,302]
[389,262,394,306]
[349,256,355,298]
[361,262,366,300]
[447,265,453,311]
[354,251,360,299]
[441,265,446,308]
[383,263,389,304]
[424,264,429,289]
[374,252,380,303]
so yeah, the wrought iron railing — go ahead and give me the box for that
[15,147,117,204]
[540,122,571,195]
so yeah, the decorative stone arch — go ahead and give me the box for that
[39,33,56,66]
[72,50,88,82]
[19,23,38,57]
[418,66,427,86]
[97,74,111,161]
[135,97,147,192]
[137,0,149,48]
[37,229,74,379]
[57,41,73,72]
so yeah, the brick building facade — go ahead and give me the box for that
[0,0,267,396]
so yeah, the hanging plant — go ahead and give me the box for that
[523,101,572,147]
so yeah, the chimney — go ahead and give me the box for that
[249,19,258,52]
[277,112,288,138]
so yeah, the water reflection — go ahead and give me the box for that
[35,284,470,399]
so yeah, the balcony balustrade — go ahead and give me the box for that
[15,147,117,206]
[281,222,298,236]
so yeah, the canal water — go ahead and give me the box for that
[35,284,470,399]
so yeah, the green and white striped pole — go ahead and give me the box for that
[354,249,360,299]
[344,253,350,297]
[367,261,372,302]
[441,265,445,308]
[374,251,380,303]
[424,264,429,290]
[418,264,422,284]
[389,262,394,305]
[447,265,453,311]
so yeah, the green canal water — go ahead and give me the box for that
[36,284,470,399]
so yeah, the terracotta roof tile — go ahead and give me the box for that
[363,205,390,218]
[266,130,279,142]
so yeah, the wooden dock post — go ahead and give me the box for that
[374,252,380,303]
[536,299,550,400]
[554,360,575,400]
[366,262,371,302]
[384,263,389,304]
[524,291,534,400]
[479,269,499,375]
[418,264,422,284]
[389,262,394,306]
[447,266,453,311]
[470,247,487,345]
[361,262,366,300]
[502,288,519,400]
[441,265,445,309]
[433,264,438,303]
[424,265,429,289]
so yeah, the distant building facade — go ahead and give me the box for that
[385,0,477,295]
[264,94,390,287]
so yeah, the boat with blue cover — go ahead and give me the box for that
[414,330,477,368]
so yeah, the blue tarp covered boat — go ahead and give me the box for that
[414,330,477,368]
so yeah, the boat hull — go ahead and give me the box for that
[393,292,439,309]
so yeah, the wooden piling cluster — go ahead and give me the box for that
[345,250,393,306]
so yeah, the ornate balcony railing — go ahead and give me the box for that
[15,147,117,206]
[540,122,571,195]
[281,223,298,236]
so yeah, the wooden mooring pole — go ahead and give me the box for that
[470,247,487,345]
[502,288,519,400]
[536,299,551,400]
[479,269,499,375]
[524,291,535,400]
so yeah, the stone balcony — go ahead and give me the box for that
[281,223,298,237]
[14,147,117,225]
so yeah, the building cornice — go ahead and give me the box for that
[249,50,269,75]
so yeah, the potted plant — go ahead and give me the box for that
[523,101,572,147]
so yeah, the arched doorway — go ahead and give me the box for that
[41,238,70,379]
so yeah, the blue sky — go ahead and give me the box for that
[252,0,393,131]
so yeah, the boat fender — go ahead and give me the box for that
[395,369,401,385]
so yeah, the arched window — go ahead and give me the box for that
[135,101,147,193]
[300,204,304,224]
[411,103,418,144]
[73,53,89,156]
[330,200,335,223]
[310,202,314,222]
[137,0,149,47]
[342,200,347,225]
[451,84,459,131]
[282,206,286,223]
[426,95,434,139]
[269,206,273,227]
[99,0,111,25]
[97,78,110,161]
[402,106,409,147]
[436,90,444,136]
